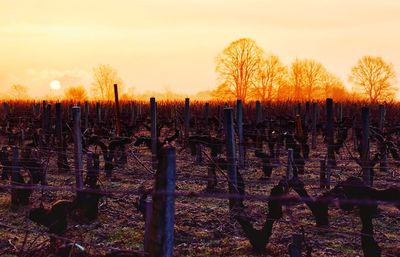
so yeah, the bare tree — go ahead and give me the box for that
[289,59,328,101]
[64,86,88,101]
[322,73,347,100]
[9,84,29,99]
[275,79,293,101]
[289,59,305,100]
[215,38,263,102]
[349,56,397,103]
[211,83,236,101]
[92,64,123,101]
[252,55,287,101]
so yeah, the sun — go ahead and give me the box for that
[50,80,62,90]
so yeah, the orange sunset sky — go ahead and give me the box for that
[0,0,399,98]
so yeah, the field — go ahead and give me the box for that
[0,99,399,257]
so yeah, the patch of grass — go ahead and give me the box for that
[109,227,143,248]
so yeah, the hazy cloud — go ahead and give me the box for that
[1,69,91,98]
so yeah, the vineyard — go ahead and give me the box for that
[0,94,399,257]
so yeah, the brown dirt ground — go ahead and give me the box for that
[0,134,399,256]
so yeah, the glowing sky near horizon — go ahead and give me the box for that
[0,0,399,98]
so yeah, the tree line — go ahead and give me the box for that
[213,38,397,103]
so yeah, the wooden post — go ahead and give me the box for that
[46,104,52,132]
[7,102,10,116]
[2,102,9,118]
[184,98,190,139]
[32,103,36,117]
[55,103,62,140]
[114,84,121,136]
[103,103,108,121]
[339,103,343,123]
[34,103,40,118]
[236,99,244,168]
[305,101,310,130]
[173,104,178,129]
[263,106,268,121]
[150,97,157,169]
[204,102,210,121]
[378,104,385,132]
[45,104,52,144]
[287,148,294,180]
[255,100,263,150]
[84,101,89,131]
[204,102,210,127]
[36,103,40,117]
[311,102,317,149]
[148,146,176,257]
[326,98,334,189]
[334,102,338,122]
[361,107,371,186]
[233,103,237,121]
[255,100,262,124]
[378,104,387,173]
[129,102,136,126]
[73,106,84,190]
[138,102,143,117]
[55,103,66,173]
[320,159,326,189]
[96,102,101,124]
[42,100,46,130]
[224,107,238,210]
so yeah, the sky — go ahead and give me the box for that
[0,0,399,98]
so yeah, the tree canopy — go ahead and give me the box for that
[349,56,396,103]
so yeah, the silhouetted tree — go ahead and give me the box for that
[322,73,347,100]
[92,64,123,100]
[252,55,288,101]
[64,86,88,101]
[215,38,263,102]
[349,56,397,103]
[289,59,328,101]
[9,84,29,99]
